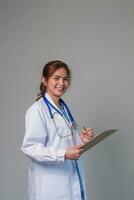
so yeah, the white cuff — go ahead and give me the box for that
[57,149,66,162]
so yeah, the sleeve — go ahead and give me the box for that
[21,103,66,163]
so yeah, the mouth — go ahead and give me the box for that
[56,87,65,92]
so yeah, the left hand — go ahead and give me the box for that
[80,127,94,144]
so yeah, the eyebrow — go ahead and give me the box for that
[52,75,70,78]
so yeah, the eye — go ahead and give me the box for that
[64,78,70,81]
[53,77,59,80]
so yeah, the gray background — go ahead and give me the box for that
[0,0,134,200]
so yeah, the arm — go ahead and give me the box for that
[21,103,66,163]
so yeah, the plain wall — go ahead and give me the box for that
[0,0,134,199]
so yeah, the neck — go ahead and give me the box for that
[47,92,61,108]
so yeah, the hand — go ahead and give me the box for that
[65,145,84,160]
[80,127,94,144]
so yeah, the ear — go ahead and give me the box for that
[42,77,47,86]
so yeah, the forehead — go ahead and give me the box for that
[52,68,68,77]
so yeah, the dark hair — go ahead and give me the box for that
[36,60,71,101]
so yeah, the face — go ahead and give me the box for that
[43,68,70,99]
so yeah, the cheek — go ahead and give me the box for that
[49,80,57,87]
[46,82,55,90]
[66,82,70,88]
[64,83,69,90]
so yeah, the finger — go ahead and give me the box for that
[86,129,93,133]
[86,132,94,137]
[86,129,94,135]
[81,128,93,134]
[86,128,93,133]
[76,144,84,149]
[79,144,84,149]
[81,131,93,137]
[80,130,87,134]
[79,147,84,152]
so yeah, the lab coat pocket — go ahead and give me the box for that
[41,170,70,199]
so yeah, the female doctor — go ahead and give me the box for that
[21,60,94,200]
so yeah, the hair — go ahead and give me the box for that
[36,60,71,101]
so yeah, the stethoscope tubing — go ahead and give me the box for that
[43,96,75,124]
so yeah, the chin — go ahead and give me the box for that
[55,91,65,97]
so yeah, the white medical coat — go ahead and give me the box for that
[21,93,86,200]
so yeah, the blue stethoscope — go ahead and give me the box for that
[43,96,77,138]
[43,95,85,200]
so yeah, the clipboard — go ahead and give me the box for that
[81,129,118,153]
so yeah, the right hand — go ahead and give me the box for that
[65,145,84,160]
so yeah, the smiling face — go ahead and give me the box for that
[43,67,70,100]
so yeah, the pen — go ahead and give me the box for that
[83,126,86,132]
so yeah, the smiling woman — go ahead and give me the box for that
[21,60,94,200]
[37,60,71,100]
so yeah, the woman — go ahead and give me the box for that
[21,60,94,200]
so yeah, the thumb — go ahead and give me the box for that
[76,144,84,149]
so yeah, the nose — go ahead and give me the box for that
[59,78,64,85]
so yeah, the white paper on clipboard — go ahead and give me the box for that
[81,129,118,153]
